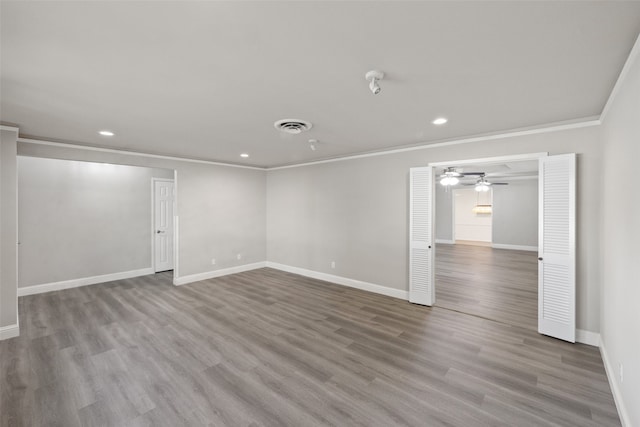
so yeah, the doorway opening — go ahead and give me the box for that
[410,152,576,342]
[452,187,493,247]
[434,159,539,330]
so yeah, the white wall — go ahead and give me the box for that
[0,128,18,334]
[267,125,603,333]
[454,188,492,242]
[17,142,267,282]
[492,179,538,249]
[17,157,173,287]
[600,38,640,426]
[435,185,454,242]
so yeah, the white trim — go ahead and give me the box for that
[0,323,19,340]
[428,152,548,168]
[269,120,598,170]
[151,179,156,272]
[173,262,267,286]
[600,32,640,122]
[0,125,20,133]
[435,239,455,244]
[491,243,538,252]
[172,169,179,280]
[17,137,263,170]
[600,340,630,427]
[17,267,154,296]
[266,262,409,300]
[575,329,600,347]
[174,215,180,279]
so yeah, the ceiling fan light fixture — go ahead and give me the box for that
[440,176,459,186]
[475,183,490,192]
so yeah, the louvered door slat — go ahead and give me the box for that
[538,154,576,342]
[409,167,434,306]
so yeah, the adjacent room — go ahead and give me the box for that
[1,2,639,426]
[434,159,539,330]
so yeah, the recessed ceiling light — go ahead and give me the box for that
[432,118,448,125]
[98,130,115,136]
[240,153,249,158]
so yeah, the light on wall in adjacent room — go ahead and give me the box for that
[472,204,492,214]
[98,130,114,136]
[240,153,249,158]
[432,117,448,125]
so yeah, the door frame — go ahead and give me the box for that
[426,152,548,305]
[151,177,176,276]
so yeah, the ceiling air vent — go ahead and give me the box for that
[274,119,313,135]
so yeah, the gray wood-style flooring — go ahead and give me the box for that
[436,243,538,330]
[1,268,619,426]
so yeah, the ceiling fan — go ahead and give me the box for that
[462,175,509,192]
[439,167,485,186]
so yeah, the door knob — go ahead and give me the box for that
[538,257,543,261]
[157,230,165,234]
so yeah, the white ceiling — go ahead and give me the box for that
[2,1,640,168]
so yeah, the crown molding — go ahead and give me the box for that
[13,117,602,171]
[17,137,265,171]
[600,32,640,123]
[268,119,600,171]
[0,125,20,134]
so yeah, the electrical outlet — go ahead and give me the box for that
[620,363,624,383]
[211,258,216,265]
[331,261,336,269]
[237,253,242,260]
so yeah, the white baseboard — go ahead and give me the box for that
[600,339,630,427]
[173,262,267,286]
[576,329,600,347]
[491,243,538,252]
[435,239,455,244]
[18,267,155,296]
[265,262,409,300]
[0,323,20,340]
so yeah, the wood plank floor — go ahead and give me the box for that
[1,268,619,426]
[436,243,538,330]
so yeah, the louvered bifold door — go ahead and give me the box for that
[538,154,576,342]
[409,167,435,306]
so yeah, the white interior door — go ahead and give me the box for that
[538,154,576,342]
[409,167,435,306]
[154,179,174,273]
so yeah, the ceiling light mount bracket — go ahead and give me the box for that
[365,70,385,95]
